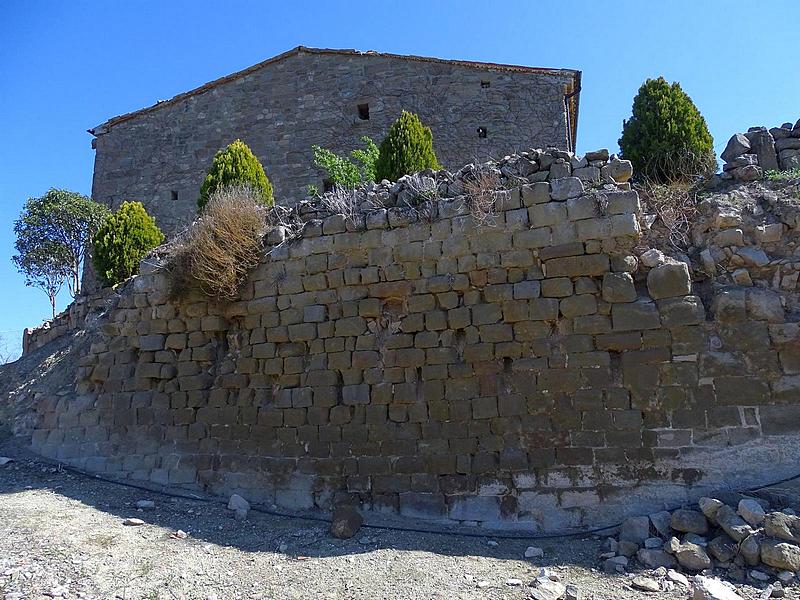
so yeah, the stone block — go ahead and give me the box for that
[549,177,584,201]
[647,263,691,299]
[541,277,573,297]
[560,294,597,318]
[612,302,661,331]
[602,272,637,303]
[657,296,705,326]
[530,202,567,227]
[545,254,609,277]
[521,182,550,205]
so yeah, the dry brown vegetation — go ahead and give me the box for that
[166,185,266,301]
[463,170,500,227]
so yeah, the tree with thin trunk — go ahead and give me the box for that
[13,189,110,315]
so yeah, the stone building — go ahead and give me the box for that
[89,46,581,234]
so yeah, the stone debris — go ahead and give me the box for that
[525,546,545,559]
[135,499,155,510]
[529,578,567,600]
[631,576,660,592]
[602,496,800,593]
[122,518,145,526]
[0,457,13,466]
[691,576,745,600]
[227,494,250,520]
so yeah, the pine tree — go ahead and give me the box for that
[375,111,441,182]
[198,140,273,211]
[619,77,715,183]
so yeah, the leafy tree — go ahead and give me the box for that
[12,189,110,313]
[311,136,379,192]
[375,111,441,182]
[619,77,715,183]
[92,201,164,286]
[198,140,273,211]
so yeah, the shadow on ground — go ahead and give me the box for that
[0,437,611,567]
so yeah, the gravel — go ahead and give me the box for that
[0,441,778,600]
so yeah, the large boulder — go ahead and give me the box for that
[737,499,766,527]
[716,505,753,542]
[676,542,712,571]
[620,516,650,544]
[330,504,363,539]
[720,133,751,163]
[699,498,724,525]
[765,512,800,544]
[671,509,709,535]
[692,576,744,600]
[708,535,737,563]
[761,539,800,571]
[745,127,779,171]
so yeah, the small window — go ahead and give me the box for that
[477,126,488,139]
[323,179,334,193]
[357,103,370,120]
[481,80,491,88]
[171,190,178,201]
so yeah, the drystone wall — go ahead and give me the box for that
[17,148,800,531]
[721,117,800,181]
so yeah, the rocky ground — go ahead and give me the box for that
[0,442,790,600]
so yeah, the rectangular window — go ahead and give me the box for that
[481,80,491,88]
[171,190,178,201]
[477,127,488,139]
[357,103,370,120]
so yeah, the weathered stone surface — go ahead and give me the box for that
[716,505,753,542]
[330,504,363,539]
[647,263,692,300]
[691,576,744,600]
[675,542,712,571]
[549,177,584,201]
[721,133,751,162]
[620,516,650,544]
[737,498,766,527]
[602,272,637,303]
[671,510,709,535]
[637,548,678,569]
[708,535,737,563]
[764,512,800,544]
[761,539,800,572]
[699,498,724,524]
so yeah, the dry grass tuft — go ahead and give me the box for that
[463,170,500,227]
[167,185,266,301]
[639,181,699,252]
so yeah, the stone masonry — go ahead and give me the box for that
[89,47,580,235]
[720,117,800,181]
[15,144,800,532]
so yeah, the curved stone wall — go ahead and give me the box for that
[21,158,800,531]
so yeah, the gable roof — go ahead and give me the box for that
[89,46,581,145]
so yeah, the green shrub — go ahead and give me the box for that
[375,111,441,182]
[92,201,164,286]
[198,140,273,211]
[619,77,715,183]
[311,136,379,191]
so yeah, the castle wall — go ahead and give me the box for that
[23,149,800,531]
[90,50,574,235]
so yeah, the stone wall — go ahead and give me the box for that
[90,47,578,235]
[18,148,800,531]
[22,288,117,355]
[721,117,800,180]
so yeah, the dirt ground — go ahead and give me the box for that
[0,441,784,600]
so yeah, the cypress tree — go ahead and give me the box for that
[375,111,441,182]
[619,77,715,183]
[198,140,273,211]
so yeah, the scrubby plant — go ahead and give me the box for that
[168,185,265,301]
[311,136,379,191]
[92,201,164,286]
[765,168,800,181]
[375,111,441,182]
[198,140,273,211]
[13,189,110,311]
[619,77,715,184]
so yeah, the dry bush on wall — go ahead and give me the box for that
[167,185,266,301]
[463,170,500,227]
[639,181,699,252]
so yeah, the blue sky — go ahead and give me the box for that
[1,0,798,360]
